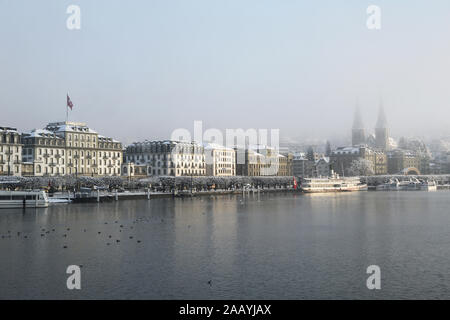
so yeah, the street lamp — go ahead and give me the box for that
[7,148,11,176]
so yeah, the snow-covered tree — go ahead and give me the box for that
[348,158,374,176]
[0,175,296,191]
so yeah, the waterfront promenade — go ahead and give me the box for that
[51,186,296,203]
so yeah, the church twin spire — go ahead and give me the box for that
[353,100,388,130]
[352,100,389,150]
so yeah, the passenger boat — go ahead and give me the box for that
[0,190,49,209]
[420,180,437,191]
[376,179,400,191]
[376,178,437,191]
[300,173,367,193]
[399,178,421,191]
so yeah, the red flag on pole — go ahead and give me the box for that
[67,94,74,110]
[293,176,298,190]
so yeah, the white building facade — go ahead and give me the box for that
[22,129,66,176]
[22,121,123,177]
[0,127,22,176]
[124,140,206,176]
[204,143,236,176]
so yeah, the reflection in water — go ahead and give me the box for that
[1,191,450,299]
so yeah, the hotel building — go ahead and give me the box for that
[235,145,292,176]
[22,121,123,176]
[124,140,206,176]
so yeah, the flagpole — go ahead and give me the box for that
[66,93,69,123]
[66,93,74,123]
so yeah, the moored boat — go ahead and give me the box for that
[376,179,400,191]
[420,180,437,191]
[376,178,438,191]
[0,190,49,209]
[300,172,367,193]
[399,178,421,191]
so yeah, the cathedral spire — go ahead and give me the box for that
[352,101,366,146]
[352,104,364,130]
[376,100,388,129]
[375,99,389,150]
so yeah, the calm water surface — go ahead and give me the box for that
[1,191,450,299]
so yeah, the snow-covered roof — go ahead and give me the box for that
[39,122,121,144]
[0,127,19,134]
[332,146,360,155]
[203,142,234,151]
[127,140,202,148]
[292,152,306,161]
[247,149,264,157]
[97,135,120,143]
[316,157,330,164]
[46,121,98,134]
[248,144,276,151]
[26,129,61,138]
[387,149,417,157]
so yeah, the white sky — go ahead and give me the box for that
[1,0,450,145]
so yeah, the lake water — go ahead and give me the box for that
[1,191,450,299]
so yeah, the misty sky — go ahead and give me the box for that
[1,0,450,145]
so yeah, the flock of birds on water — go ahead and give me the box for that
[0,209,214,287]
[0,214,206,245]
[0,218,152,247]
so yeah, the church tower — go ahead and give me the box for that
[352,106,365,146]
[375,103,389,151]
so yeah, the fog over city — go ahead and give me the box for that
[1,0,450,146]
